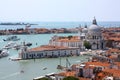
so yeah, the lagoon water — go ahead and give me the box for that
[0,33,90,80]
[0,21,120,30]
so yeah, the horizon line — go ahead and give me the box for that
[1,20,120,22]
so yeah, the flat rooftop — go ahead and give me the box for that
[28,45,78,52]
[57,36,80,42]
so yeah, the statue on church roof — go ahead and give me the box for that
[85,24,87,28]
[92,17,97,25]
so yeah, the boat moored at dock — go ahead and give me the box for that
[0,49,9,58]
[3,35,20,41]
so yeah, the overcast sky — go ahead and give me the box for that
[0,0,120,22]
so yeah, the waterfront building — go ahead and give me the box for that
[19,45,80,59]
[49,36,82,48]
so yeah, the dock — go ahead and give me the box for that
[9,57,22,61]
[33,72,55,80]
[33,76,45,80]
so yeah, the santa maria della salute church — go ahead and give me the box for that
[48,17,106,50]
[79,17,106,50]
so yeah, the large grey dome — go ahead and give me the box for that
[89,24,101,32]
[88,17,101,32]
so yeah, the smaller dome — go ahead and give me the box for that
[82,28,88,33]
[81,33,85,36]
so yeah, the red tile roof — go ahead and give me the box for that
[58,71,76,77]
[103,69,120,77]
[84,61,110,67]
[28,45,74,51]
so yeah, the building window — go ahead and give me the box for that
[45,52,47,56]
[94,36,96,39]
[70,51,72,53]
[41,53,43,56]
[64,51,66,54]
[26,53,28,58]
[97,36,99,39]
[52,52,54,54]
[58,51,60,54]
[93,36,95,39]
[76,50,78,54]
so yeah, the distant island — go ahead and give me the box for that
[0,26,119,35]
[0,22,37,25]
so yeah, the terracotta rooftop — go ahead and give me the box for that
[114,62,120,67]
[105,27,120,31]
[109,55,117,59]
[57,36,80,42]
[102,31,120,41]
[84,61,110,67]
[58,71,76,77]
[28,45,77,52]
[57,71,91,80]
[57,39,80,42]
[103,69,120,77]
[78,77,91,80]
[107,48,120,54]
[108,37,120,41]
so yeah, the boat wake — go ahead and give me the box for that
[0,72,20,80]
[8,54,18,59]
[75,60,81,63]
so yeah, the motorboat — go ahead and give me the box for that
[13,44,22,50]
[0,49,9,58]
[24,42,32,47]
[3,35,20,41]
[13,42,32,50]
[3,41,32,50]
[57,65,65,70]
[43,67,47,70]
[20,70,24,73]
[9,57,21,61]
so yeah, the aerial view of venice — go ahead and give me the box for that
[0,0,120,80]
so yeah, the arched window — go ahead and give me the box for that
[94,36,96,39]
[93,36,94,39]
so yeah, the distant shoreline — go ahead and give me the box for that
[0,23,37,25]
[0,26,119,35]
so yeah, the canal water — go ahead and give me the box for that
[0,33,90,80]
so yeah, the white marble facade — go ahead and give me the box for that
[80,17,106,50]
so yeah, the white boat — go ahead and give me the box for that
[3,41,32,50]
[9,57,21,61]
[0,49,9,58]
[13,42,32,50]
[3,35,20,41]
[3,41,17,49]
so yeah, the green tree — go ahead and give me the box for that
[84,40,91,49]
[68,35,73,40]
[63,76,79,80]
